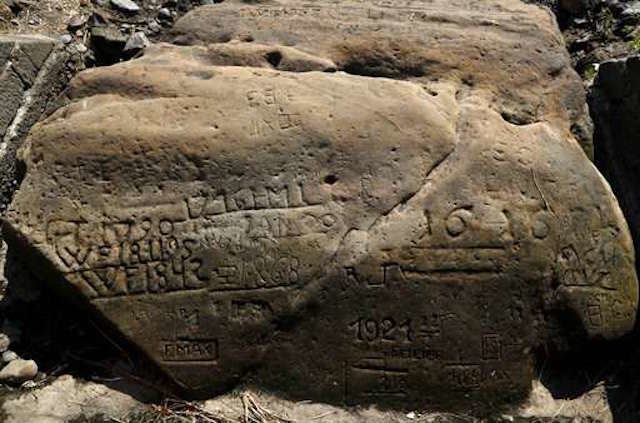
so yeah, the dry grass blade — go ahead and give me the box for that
[127,398,236,423]
[242,393,294,423]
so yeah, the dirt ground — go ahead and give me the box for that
[0,0,84,36]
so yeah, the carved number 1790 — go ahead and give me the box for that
[349,317,413,343]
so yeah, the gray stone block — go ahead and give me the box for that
[0,35,73,215]
[10,48,38,87]
[0,35,54,69]
[0,68,23,139]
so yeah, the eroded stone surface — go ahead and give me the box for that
[170,0,594,158]
[0,375,144,423]
[3,36,637,412]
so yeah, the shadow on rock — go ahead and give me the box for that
[539,331,640,422]
[0,244,167,404]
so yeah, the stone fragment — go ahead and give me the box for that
[0,334,10,353]
[158,7,171,19]
[621,1,640,22]
[0,3,11,22]
[3,0,30,14]
[4,36,637,412]
[110,0,140,13]
[123,32,150,55]
[0,359,37,384]
[0,374,143,423]
[590,56,640,277]
[1,351,18,363]
[171,0,594,158]
[91,26,127,65]
[68,14,88,31]
[1,350,18,364]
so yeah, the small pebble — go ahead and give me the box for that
[0,334,10,353]
[60,34,73,44]
[68,14,87,30]
[34,371,47,382]
[158,7,171,19]
[148,20,161,33]
[110,0,140,13]
[124,31,150,52]
[0,359,38,385]
[2,350,18,363]
[21,380,37,389]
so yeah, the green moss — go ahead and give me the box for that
[629,38,640,51]
[583,64,598,81]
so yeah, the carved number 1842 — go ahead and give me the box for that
[349,317,413,343]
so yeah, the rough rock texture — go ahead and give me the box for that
[200,382,614,423]
[0,376,613,423]
[0,35,73,214]
[0,358,37,384]
[3,37,637,412]
[0,375,143,423]
[170,0,594,158]
[590,56,640,277]
[519,380,612,422]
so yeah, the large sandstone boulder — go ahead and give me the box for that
[169,0,594,158]
[3,1,637,414]
[3,41,637,412]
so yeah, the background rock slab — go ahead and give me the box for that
[170,0,594,158]
[0,35,72,215]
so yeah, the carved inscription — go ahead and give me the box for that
[482,334,501,361]
[349,317,413,343]
[186,182,322,218]
[556,227,621,291]
[446,365,481,389]
[345,359,409,403]
[47,179,337,299]
[209,254,299,292]
[246,87,302,136]
[162,339,219,363]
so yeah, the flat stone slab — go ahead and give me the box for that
[170,0,594,158]
[3,3,638,414]
[0,35,71,216]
